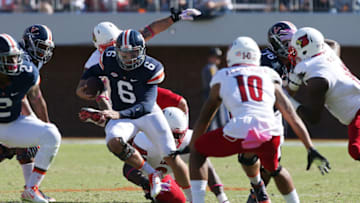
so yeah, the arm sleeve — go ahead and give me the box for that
[156,87,183,109]
[81,64,105,80]
[119,85,158,119]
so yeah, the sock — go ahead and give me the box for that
[182,186,192,202]
[21,163,34,186]
[217,192,229,203]
[191,180,207,203]
[248,172,261,185]
[284,189,300,203]
[27,167,46,188]
[139,161,156,175]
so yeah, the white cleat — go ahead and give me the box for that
[21,185,48,203]
[148,171,162,198]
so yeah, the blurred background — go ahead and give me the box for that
[1,1,359,139]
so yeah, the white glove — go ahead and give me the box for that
[288,71,302,91]
[179,8,202,21]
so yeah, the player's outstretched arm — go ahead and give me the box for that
[274,84,330,174]
[27,84,50,123]
[139,8,201,42]
[189,84,221,148]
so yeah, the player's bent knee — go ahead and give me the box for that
[348,145,360,160]
[16,147,38,164]
[264,165,282,177]
[238,154,259,166]
[42,124,62,147]
[107,137,135,161]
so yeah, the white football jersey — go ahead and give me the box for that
[293,44,360,125]
[133,130,192,176]
[210,65,283,138]
[84,50,101,69]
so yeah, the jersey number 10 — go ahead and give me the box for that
[236,75,263,102]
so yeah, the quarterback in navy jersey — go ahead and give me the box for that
[0,33,61,203]
[79,30,192,200]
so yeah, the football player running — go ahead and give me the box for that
[77,8,201,111]
[189,36,329,203]
[0,34,61,203]
[78,29,192,200]
[286,27,360,162]
[0,24,56,202]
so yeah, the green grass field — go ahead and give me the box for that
[1,141,359,202]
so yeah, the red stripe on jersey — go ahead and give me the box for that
[147,71,164,84]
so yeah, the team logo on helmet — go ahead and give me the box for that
[296,34,310,48]
[273,26,282,34]
[30,26,40,35]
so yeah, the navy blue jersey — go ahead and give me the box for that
[261,48,287,79]
[0,61,39,123]
[82,47,165,119]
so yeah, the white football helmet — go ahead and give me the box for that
[163,107,188,139]
[226,36,261,67]
[92,22,122,52]
[289,27,325,64]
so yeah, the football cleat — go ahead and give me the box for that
[21,185,48,203]
[78,107,107,127]
[251,181,271,203]
[246,188,257,203]
[39,189,56,202]
[148,171,162,198]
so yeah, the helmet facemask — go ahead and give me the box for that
[0,50,23,76]
[115,45,145,71]
[25,35,54,65]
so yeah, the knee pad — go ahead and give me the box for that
[16,147,38,163]
[108,138,135,161]
[0,144,15,162]
[348,145,360,160]
[238,154,259,166]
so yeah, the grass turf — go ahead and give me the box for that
[1,142,359,202]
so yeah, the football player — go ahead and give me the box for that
[78,30,192,200]
[123,105,229,202]
[239,21,337,203]
[77,8,201,111]
[287,27,360,162]
[0,34,61,203]
[0,24,56,202]
[189,36,329,203]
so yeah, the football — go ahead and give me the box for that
[85,76,105,97]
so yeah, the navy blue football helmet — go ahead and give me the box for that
[23,24,55,64]
[115,29,146,71]
[0,34,23,76]
[268,21,297,58]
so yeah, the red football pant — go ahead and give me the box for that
[195,128,281,172]
[348,109,360,160]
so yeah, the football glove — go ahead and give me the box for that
[170,8,201,22]
[287,71,302,91]
[307,147,331,175]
